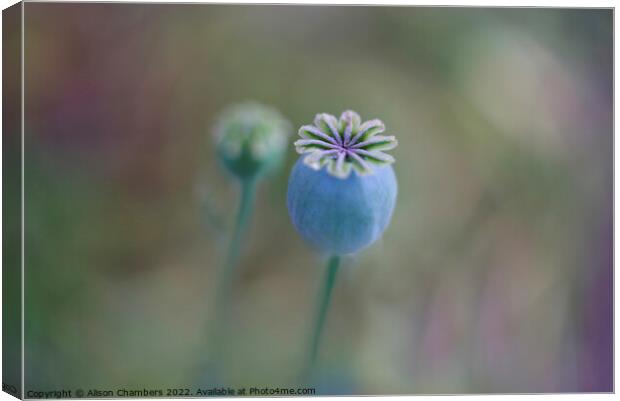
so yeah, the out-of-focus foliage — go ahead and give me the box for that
[21,4,612,394]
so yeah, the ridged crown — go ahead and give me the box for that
[294,110,397,179]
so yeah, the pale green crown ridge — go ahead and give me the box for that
[294,110,398,179]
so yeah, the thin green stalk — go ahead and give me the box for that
[218,177,257,306]
[209,177,258,361]
[304,255,341,379]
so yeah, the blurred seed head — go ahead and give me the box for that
[214,102,291,180]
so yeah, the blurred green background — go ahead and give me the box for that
[19,4,612,394]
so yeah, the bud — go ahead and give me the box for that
[214,102,291,179]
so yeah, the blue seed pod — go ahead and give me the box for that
[214,102,291,180]
[287,111,398,255]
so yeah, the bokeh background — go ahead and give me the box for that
[18,4,612,394]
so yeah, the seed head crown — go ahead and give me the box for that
[294,110,397,179]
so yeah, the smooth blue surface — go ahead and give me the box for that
[287,158,397,255]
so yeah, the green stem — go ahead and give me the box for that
[210,177,258,359]
[221,177,257,299]
[304,255,341,379]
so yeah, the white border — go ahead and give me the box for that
[0,0,617,6]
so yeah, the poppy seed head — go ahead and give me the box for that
[214,102,291,179]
